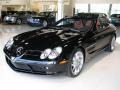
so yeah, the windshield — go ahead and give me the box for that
[55,18,75,27]
[38,12,49,16]
[111,14,120,18]
[54,18,93,32]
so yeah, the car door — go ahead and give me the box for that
[93,17,111,51]
[81,20,97,55]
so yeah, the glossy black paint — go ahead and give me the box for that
[4,13,116,75]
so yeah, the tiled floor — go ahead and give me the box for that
[0,24,120,90]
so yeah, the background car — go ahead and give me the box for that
[3,11,37,24]
[27,11,57,27]
[1,11,17,22]
[4,13,116,77]
[110,14,120,25]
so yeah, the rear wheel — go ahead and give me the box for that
[108,36,116,52]
[67,49,84,77]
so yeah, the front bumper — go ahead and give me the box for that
[5,52,67,75]
[4,20,16,24]
[27,22,42,27]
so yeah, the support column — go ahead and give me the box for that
[88,4,90,13]
[57,0,64,21]
[26,0,31,11]
[108,4,112,17]
[0,4,2,19]
[64,0,75,17]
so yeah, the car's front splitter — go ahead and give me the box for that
[5,55,67,75]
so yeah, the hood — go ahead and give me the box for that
[31,15,45,19]
[6,15,18,17]
[13,29,62,51]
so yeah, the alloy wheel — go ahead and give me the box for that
[71,51,84,76]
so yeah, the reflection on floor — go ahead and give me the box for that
[0,24,120,90]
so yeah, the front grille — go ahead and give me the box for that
[28,65,46,72]
[21,50,41,60]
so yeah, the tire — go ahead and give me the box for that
[108,36,116,52]
[42,20,48,27]
[16,19,22,25]
[67,48,84,77]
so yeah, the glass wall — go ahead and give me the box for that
[90,4,110,15]
[75,4,120,16]
[111,4,120,14]
[75,4,88,14]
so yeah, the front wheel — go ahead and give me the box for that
[42,20,48,27]
[67,49,84,77]
[16,19,22,25]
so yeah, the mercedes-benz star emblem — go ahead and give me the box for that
[16,47,23,55]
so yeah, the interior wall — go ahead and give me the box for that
[0,0,30,11]
[1,5,26,11]
[0,0,28,5]
[64,0,75,17]
[31,1,57,12]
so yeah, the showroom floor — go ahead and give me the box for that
[0,24,120,90]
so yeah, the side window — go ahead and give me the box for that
[49,12,55,18]
[99,17,109,27]
[74,20,83,30]
[96,16,110,32]
[56,19,74,26]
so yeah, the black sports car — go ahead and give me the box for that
[4,13,116,77]
[110,14,120,26]
[27,11,56,27]
[3,11,37,24]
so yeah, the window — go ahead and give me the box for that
[56,18,74,26]
[96,17,109,31]
[39,12,49,16]
[90,4,109,15]
[49,12,56,17]
[75,4,88,14]
[111,14,120,18]
[111,4,120,14]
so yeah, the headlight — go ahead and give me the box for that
[48,47,62,59]
[5,38,14,49]
[40,48,52,59]
[5,16,9,20]
[35,19,40,22]
[40,47,62,60]
[11,17,15,21]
